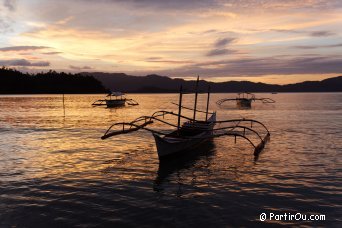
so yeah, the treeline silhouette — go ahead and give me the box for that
[0,67,107,94]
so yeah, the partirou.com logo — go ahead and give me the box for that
[259,212,326,222]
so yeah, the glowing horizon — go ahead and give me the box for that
[1,0,341,84]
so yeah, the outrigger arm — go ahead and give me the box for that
[254,98,275,103]
[101,111,271,156]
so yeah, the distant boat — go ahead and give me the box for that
[101,77,270,160]
[92,92,139,108]
[217,92,275,108]
[236,92,254,108]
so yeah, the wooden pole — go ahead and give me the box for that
[177,86,183,130]
[205,85,210,121]
[193,75,199,121]
[63,94,65,117]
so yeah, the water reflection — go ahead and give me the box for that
[0,93,341,227]
[217,102,276,111]
[154,141,216,193]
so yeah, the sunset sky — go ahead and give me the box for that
[1,0,342,84]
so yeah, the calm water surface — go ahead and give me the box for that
[0,93,341,227]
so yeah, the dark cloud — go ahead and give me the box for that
[293,43,342,49]
[114,0,221,10]
[206,37,238,56]
[42,51,63,55]
[293,45,317,49]
[95,0,342,11]
[0,17,12,33]
[69,65,93,70]
[189,30,236,36]
[206,48,238,56]
[145,57,162,61]
[144,58,194,64]
[0,1,15,33]
[202,29,218,34]
[310,31,336,37]
[327,43,342,47]
[270,29,336,37]
[214,37,236,47]
[4,0,16,11]
[270,29,301,34]
[228,0,342,10]
[0,46,49,52]
[0,59,50,66]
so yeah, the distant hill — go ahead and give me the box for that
[84,72,342,93]
[0,67,107,94]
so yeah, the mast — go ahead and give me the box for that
[177,85,183,130]
[193,75,199,121]
[205,85,210,121]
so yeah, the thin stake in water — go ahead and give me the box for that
[205,85,211,121]
[193,75,199,121]
[63,94,65,117]
[177,86,183,130]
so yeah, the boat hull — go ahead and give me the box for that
[105,99,126,107]
[153,133,211,159]
[237,98,252,108]
[153,113,216,160]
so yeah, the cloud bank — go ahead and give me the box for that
[0,59,50,66]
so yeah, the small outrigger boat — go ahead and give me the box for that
[216,92,275,108]
[101,78,270,160]
[92,92,139,108]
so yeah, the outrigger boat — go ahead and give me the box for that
[92,92,139,108]
[101,78,270,160]
[216,92,275,108]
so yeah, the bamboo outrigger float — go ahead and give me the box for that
[92,92,139,108]
[101,78,271,160]
[216,92,275,108]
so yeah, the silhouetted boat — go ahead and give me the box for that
[101,77,270,160]
[92,92,138,107]
[217,92,275,108]
[153,112,216,158]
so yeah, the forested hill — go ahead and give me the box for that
[0,67,107,94]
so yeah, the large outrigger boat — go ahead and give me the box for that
[216,92,275,108]
[92,92,139,108]
[101,78,270,160]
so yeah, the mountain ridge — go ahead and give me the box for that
[82,72,342,93]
